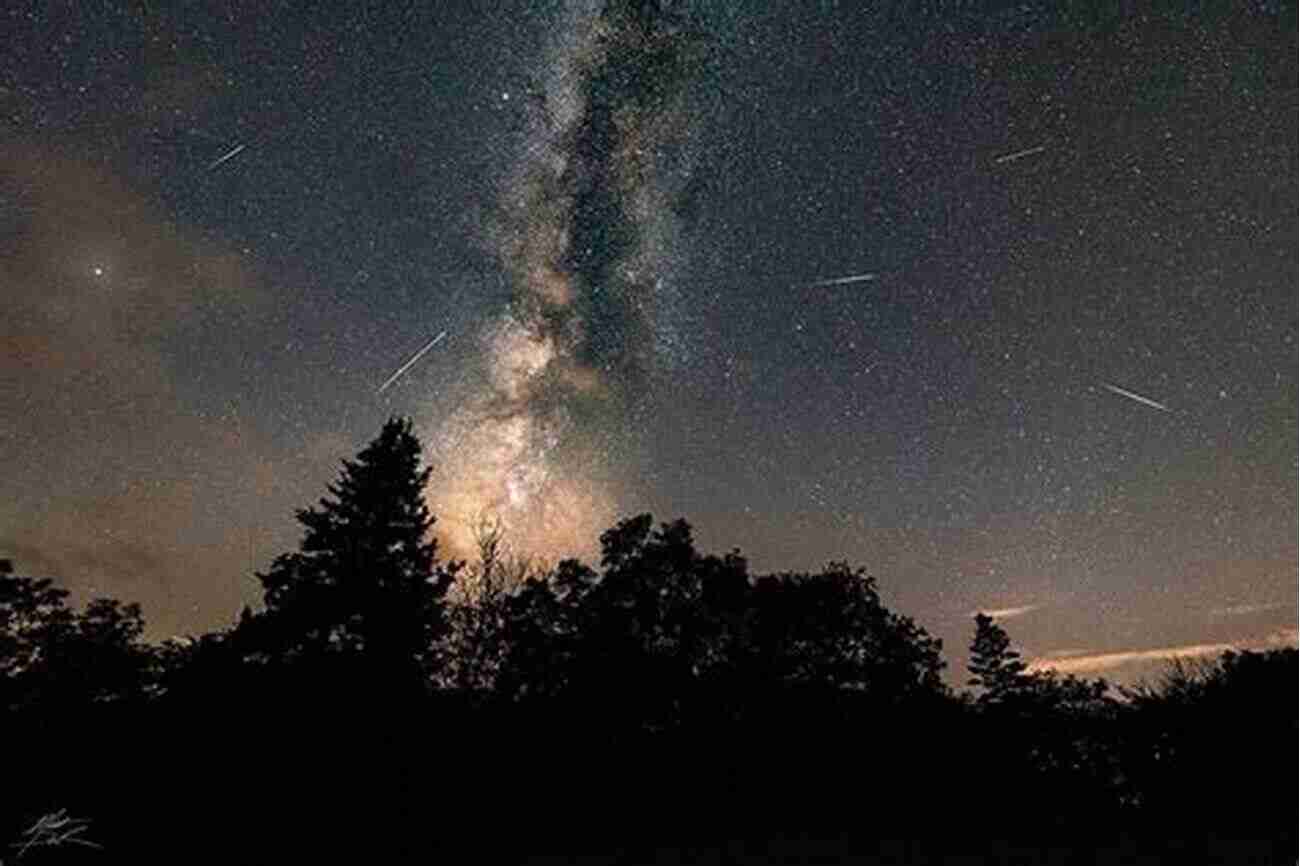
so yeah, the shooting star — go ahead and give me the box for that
[994,144,1046,165]
[207,143,247,171]
[804,272,878,288]
[1101,381,1171,413]
[377,330,448,394]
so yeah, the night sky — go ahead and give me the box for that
[3,2,1295,684]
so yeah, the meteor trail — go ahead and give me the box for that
[377,330,448,394]
[804,272,878,288]
[994,144,1046,164]
[207,143,247,170]
[1101,381,1170,413]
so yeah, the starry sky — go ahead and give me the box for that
[3,1,1295,684]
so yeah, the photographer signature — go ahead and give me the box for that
[5,808,102,861]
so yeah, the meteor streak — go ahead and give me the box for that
[805,272,878,288]
[377,330,447,394]
[207,143,247,170]
[1101,381,1170,413]
[994,144,1046,164]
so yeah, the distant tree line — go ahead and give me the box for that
[2,418,1295,864]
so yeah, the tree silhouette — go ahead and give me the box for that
[494,557,597,706]
[4,485,1295,863]
[747,563,946,701]
[1,559,152,712]
[577,516,756,732]
[1,558,76,712]
[248,417,459,702]
[489,516,948,742]
[963,612,1127,829]
[48,596,151,705]
[1118,647,1298,833]
[966,612,1028,704]
[442,511,540,696]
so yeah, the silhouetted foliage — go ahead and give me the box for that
[441,511,539,697]
[967,612,1031,701]
[244,417,459,702]
[1116,647,1299,832]
[485,515,949,756]
[961,612,1123,827]
[747,563,946,699]
[2,423,1295,864]
[1,558,152,712]
[1,557,74,711]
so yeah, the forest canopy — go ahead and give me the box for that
[2,418,1294,864]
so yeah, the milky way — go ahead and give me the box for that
[3,2,1292,682]
[422,1,721,562]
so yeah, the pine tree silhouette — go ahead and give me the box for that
[252,417,459,702]
[967,612,1028,704]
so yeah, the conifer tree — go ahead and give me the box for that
[253,417,458,696]
[967,612,1028,704]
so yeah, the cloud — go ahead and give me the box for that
[1027,643,1237,675]
[0,139,264,418]
[1038,648,1091,660]
[0,138,291,639]
[1209,600,1289,617]
[1027,629,1299,675]
[1267,627,1299,646]
[973,603,1042,620]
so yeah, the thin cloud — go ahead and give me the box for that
[1028,629,1299,675]
[1209,601,1288,617]
[1039,648,1091,660]
[973,603,1042,620]
[0,139,289,642]
[1267,627,1299,646]
[1028,643,1237,675]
